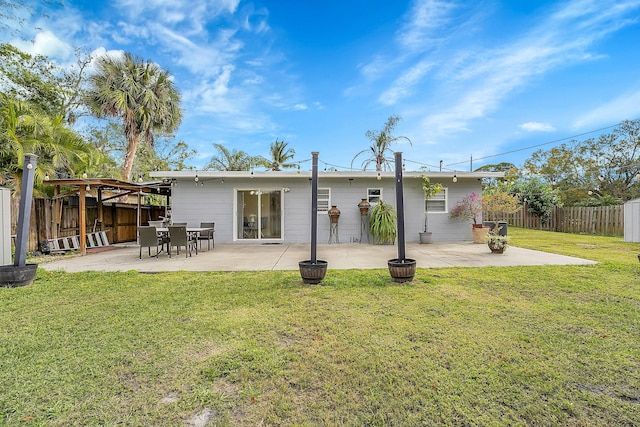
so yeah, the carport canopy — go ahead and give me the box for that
[43,178,172,254]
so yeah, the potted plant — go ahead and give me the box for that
[485,228,509,254]
[449,191,486,243]
[419,175,443,244]
[369,199,397,245]
[482,188,521,236]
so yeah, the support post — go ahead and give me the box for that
[395,152,406,261]
[79,184,86,255]
[311,152,318,263]
[14,154,37,267]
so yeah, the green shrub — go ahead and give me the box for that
[369,200,397,244]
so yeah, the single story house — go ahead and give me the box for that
[150,170,504,244]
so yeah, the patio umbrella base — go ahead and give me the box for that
[0,264,38,287]
[299,260,328,284]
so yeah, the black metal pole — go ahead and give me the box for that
[14,154,37,267]
[311,152,319,264]
[394,152,406,261]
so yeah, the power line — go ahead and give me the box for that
[445,120,636,167]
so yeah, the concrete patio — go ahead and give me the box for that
[39,242,597,273]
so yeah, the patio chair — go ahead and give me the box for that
[139,226,166,259]
[168,225,198,258]
[148,220,165,228]
[198,222,215,250]
[171,222,187,226]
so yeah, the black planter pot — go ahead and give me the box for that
[483,221,508,236]
[387,258,416,283]
[0,264,38,287]
[299,260,328,284]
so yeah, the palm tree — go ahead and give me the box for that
[261,139,296,171]
[205,143,255,171]
[0,94,104,196]
[85,52,182,182]
[351,115,411,171]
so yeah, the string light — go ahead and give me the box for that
[376,172,381,181]
[453,173,458,183]
[82,171,87,179]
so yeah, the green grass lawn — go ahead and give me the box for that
[1,229,639,426]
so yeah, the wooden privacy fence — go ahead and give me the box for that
[499,204,624,236]
[9,197,167,252]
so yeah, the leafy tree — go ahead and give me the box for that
[508,177,563,224]
[352,115,411,171]
[85,52,183,182]
[0,43,91,124]
[420,175,443,233]
[205,143,255,171]
[482,187,521,221]
[0,94,105,196]
[523,119,640,205]
[260,138,296,171]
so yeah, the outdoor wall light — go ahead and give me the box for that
[282,187,290,192]
[26,163,33,170]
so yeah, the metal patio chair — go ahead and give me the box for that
[167,225,198,258]
[198,222,215,250]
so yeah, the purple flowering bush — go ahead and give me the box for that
[449,192,483,225]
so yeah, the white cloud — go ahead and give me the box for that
[11,30,73,61]
[573,88,640,129]
[292,104,308,111]
[379,60,433,105]
[414,0,640,139]
[396,0,458,51]
[115,0,240,34]
[519,122,556,132]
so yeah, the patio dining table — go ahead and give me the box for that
[153,227,214,255]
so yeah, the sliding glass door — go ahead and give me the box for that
[236,189,282,240]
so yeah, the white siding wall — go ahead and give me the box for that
[624,198,640,242]
[170,176,482,243]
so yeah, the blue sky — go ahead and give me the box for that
[6,0,640,172]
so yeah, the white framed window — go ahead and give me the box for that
[367,188,382,204]
[317,188,330,213]
[426,187,447,213]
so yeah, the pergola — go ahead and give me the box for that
[43,178,171,254]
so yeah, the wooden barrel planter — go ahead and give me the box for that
[0,264,38,287]
[299,260,328,284]
[387,258,416,283]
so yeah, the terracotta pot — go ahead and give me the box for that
[328,205,341,223]
[472,226,489,243]
[357,198,370,215]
